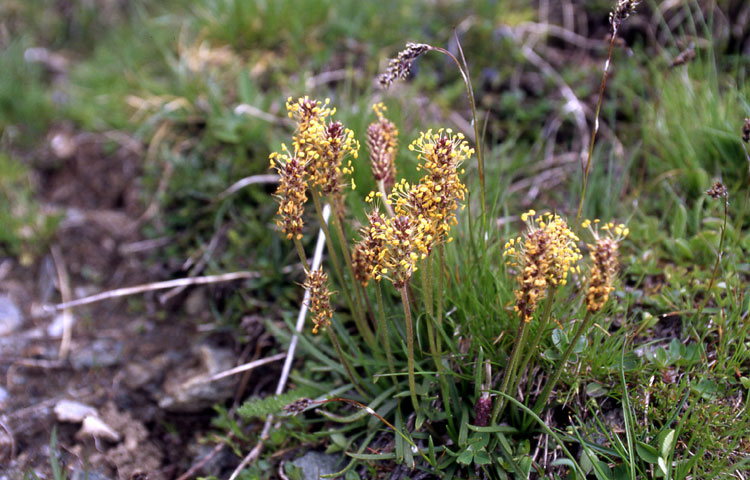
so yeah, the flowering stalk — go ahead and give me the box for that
[696,182,728,320]
[400,286,420,412]
[374,282,396,380]
[532,221,627,415]
[577,0,639,223]
[310,189,375,348]
[379,41,486,226]
[511,287,558,397]
[532,311,592,416]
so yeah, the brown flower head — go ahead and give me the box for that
[706,181,728,200]
[511,227,551,322]
[352,211,388,287]
[367,103,398,190]
[378,43,432,88]
[581,219,628,313]
[610,0,639,30]
[269,146,307,240]
[284,398,312,416]
[742,118,749,143]
[303,268,333,334]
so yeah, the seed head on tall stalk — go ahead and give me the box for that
[577,0,639,223]
[379,40,486,226]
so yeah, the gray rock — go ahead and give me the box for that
[290,451,343,480]
[0,295,23,336]
[158,345,235,412]
[70,338,123,369]
[70,469,113,480]
[54,399,97,423]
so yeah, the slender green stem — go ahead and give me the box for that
[576,27,618,224]
[330,197,375,342]
[695,193,728,320]
[512,289,557,395]
[400,286,420,413]
[375,283,396,379]
[327,327,367,399]
[491,316,529,425]
[533,311,593,415]
[310,190,375,348]
[293,238,308,271]
[435,245,445,357]
[433,44,485,226]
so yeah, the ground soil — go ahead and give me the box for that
[0,132,275,479]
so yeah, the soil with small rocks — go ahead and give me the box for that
[0,131,277,479]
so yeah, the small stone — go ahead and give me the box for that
[70,338,123,369]
[76,415,121,443]
[158,345,235,412]
[70,469,113,480]
[47,313,75,338]
[55,400,97,423]
[0,295,23,336]
[290,451,343,480]
[0,386,9,407]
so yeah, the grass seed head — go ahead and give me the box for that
[303,268,334,334]
[706,181,728,200]
[378,42,432,88]
[610,0,639,30]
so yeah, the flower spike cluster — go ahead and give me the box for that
[269,96,359,240]
[288,99,359,196]
[352,211,388,287]
[269,146,307,240]
[303,268,334,334]
[367,103,398,190]
[581,219,628,313]
[390,129,472,249]
[372,215,430,288]
[504,211,583,321]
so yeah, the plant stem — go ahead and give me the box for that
[512,288,557,395]
[491,316,529,425]
[330,197,376,342]
[293,238,308,271]
[576,25,618,224]
[327,327,367,399]
[375,283,396,380]
[695,192,728,320]
[533,311,593,415]
[435,245,445,358]
[400,286,420,413]
[310,190,375,348]
[432,43,486,227]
